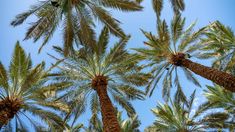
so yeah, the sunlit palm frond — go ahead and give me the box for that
[152,0,185,17]
[11,0,142,55]
[201,21,235,75]
[0,42,68,130]
[135,14,205,100]
[52,27,150,128]
[145,90,231,131]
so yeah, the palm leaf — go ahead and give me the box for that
[0,62,8,89]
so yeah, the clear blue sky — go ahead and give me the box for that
[1,0,235,131]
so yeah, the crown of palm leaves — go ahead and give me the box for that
[0,42,70,131]
[51,27,151,128]
[135,14,206,101]
[11,0,143,56]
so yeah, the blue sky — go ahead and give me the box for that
[1,0,235,131]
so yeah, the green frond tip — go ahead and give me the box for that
[102,0,143,11]
[10,41,30,83]
[152,0,163,17]
[0,62,8,88]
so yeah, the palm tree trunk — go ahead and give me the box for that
[181,58,235,92]
[96,84,121,132]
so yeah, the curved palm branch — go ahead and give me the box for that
[51,27,150,132]
[11,0,142,56]
[0,42,70,131]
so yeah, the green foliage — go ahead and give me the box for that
[11,0,142,55]
[135,14,205,100]
[5,1,235,131]
[152,0,185,17]
[52,27,151,128]
[201,21,235,75]
[145,90,232,132]
[0,42,69,131]
[203,85,235,130]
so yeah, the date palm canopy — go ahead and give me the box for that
[135,13,206,100]
[201,21,235,75]
[0,42,70,131]
[51,27,150,131]
[145,90,232,132]
[11,0,143,55]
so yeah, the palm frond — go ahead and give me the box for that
[91,6,125,37]
[101,0,143,11]
[0,62,8,89]
[152,0,163,17]
[9,42,30,85]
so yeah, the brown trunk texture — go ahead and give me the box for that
[182,58,235,92]
[0,97,22,128]
[96,85,121,132]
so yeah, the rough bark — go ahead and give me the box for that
[0,97,22,128]
[181,58,235,92]
[92,75,121,132]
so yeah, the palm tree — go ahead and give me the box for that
[145,91,230,132]
[203,85,235,131]
[0,42,70,130]
[135,14,205,99]
[135,13,235,101]
[52,27,150,132]
[201,21,235,75]
[152,0,185,17]
[11,0,142,56]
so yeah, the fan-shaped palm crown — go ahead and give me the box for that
[11,0,142,55]
[53,27,150,132]
[0,42,70,131]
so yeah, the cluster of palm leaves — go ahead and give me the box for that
[1,0,235,131]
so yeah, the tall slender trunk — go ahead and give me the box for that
[181,58,235,92]
[96,84,121,132]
